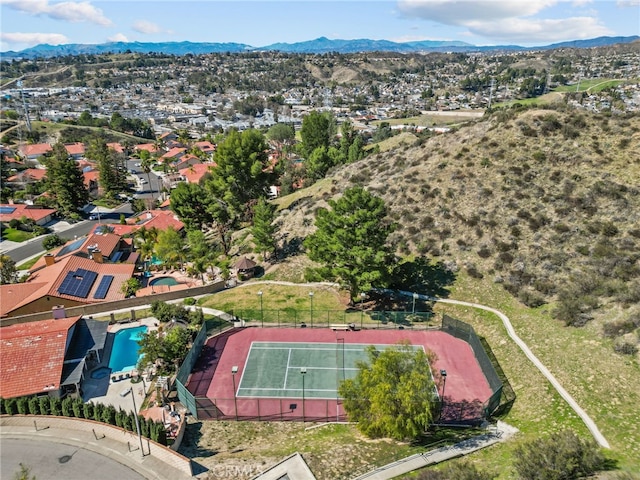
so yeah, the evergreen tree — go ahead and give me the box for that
[304,187,396,302]
[0,254,17,285]
[43,142,89,219]
[87,139,125,195]
[252,197,277,259]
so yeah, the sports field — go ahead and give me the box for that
[238,342,425,399]
[187,328,493,422]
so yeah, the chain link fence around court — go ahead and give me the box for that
[229,308,438,330]
[175,312,507,424]
[440,314,504,419]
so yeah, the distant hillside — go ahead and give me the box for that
[275,105,640,351]
[2,35,638,58]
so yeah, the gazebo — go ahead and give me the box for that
[233,256,257,279]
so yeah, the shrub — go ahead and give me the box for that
[38,397,50,415]
[514,430,606,480]
[613,340,638,356]
[49,396,62,416]
[412,461,495,479]
[16,397,29,415]
[28,397,40,415]
[61,397,73,417]
[82,402,94,420]
[42,234,66,251]
[183,297,196,306]
[72,398,83,418]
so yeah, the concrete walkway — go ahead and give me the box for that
[353,421,518,480]
[397,291,611,449]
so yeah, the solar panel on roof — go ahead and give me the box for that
[0,206,17,214]
[57,268,97,298]
[93,275,113,299]
[74,270,97,298]
[56,237,86,257]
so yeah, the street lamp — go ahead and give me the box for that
[412,292,419,314]
[440,369,447,419]
[300,367,307,424]
[308,292,314,327]
[127,387,144,456]
[257,290,263,328]
[360,292,366,328]
[231,366,239,421]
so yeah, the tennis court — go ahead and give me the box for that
[237,341,425,399]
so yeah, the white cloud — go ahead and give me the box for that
[132,20,162,35]
[397,0,558,25]
[617,0,640,6]
[0,31,69,46]
[0,0,112,26]
[108,33,129,42]
[396,0,612,43]
[466,16,611,43]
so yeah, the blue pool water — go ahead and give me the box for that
[150,276,178,286]
[108,326,147,373]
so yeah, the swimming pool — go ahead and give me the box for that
[108,326,147,373]
[150,276,178,286]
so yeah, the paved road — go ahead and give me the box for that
[0,438,145,480]
[1,203,134,263]
[2,221,98,263]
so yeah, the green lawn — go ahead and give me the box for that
[2,228,34,242]
[553,78,625,93]
[16,253,44,270]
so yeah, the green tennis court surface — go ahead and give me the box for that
[237,341,425,399]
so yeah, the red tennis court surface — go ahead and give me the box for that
[185,327,492,423]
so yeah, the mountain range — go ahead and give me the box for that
[2,35,638,58]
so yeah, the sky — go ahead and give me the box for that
[1,0,639,52]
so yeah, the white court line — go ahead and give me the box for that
[238,387,338,392]
[282,348,292,389]
[287,366,358,371]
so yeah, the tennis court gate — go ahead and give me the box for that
[440,314,503,419]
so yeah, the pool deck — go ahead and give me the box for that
[84,319,159,413]
[136,270,203,297]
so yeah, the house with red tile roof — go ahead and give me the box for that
[65,142,85,160]
[0,315,108,399]
[6,168,47,187]
[1,254,137,318]
[134,143,158,154]
[179,163,212,185]
[193,141,216,156]
[107,142,125,154]
[82,168,99,193]
[128,209,185,232]
[0,203,57,226]
[19,143,52,160]
[161,147,186,163]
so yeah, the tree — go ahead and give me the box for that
[154,227,185,268]
[513,430,606,480]
[170,182,213,230]
[120,277,141,297]
[0,254,17,284]
[252,197,277,259]
[87,138,125,195]
[300,110,335,158]
[338,342,438,440]
[206,128,274,218]
[137,324,192,374]
[43,142,89,219]
[304,187,396,303]
[186,229,216,282]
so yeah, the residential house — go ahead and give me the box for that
[179,163,211,185]
[65,142,86,160]
[6,168,47,188]
[19,143,52,161]
[0,254,136,318]
[0,203,57,226]
[0,314,108,400]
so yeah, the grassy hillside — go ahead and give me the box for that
[264,104,640,474]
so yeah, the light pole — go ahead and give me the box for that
[127,387,144,456]
[257,290,263,328]
[308,292,314,327]
[300,367,307,424]
[412,292,418,314]
[360,292,366,328]
[231,366,238,421]
[440,369,447,419]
